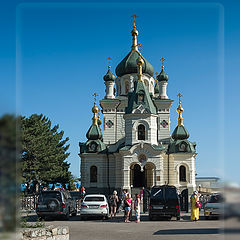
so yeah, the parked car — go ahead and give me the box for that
[80,194,109,220]
[148,185,181,220]
[204,193,224,219]
[36,190,77,220]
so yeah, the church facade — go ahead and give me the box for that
[79,19,197,196]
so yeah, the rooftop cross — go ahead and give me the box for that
[177,93,182,104]
[161,57,166,69]
[107,57,111,69]
[93,92,98,103]
[131,14,138,28]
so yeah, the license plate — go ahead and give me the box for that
[154,206,163,209]
[89,206,99,209]
[38,205,47,208]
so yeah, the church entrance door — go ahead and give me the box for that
[132,164,145,188]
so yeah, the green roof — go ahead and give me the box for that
[125,80,157,114]
[115,51,154,77]
[157,68,169,82]
[172,125,189,140]
[86,124,102,140]
[103,68,116,82]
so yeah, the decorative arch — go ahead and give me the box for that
[175,163,190,183]
[90,165,97,183]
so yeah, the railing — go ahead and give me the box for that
[20,195,38,211]
[20,195,82,211]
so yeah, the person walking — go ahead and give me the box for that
[191,190,200,221]
[109,190,119,218]
[124,195,132,223]
[134,194,141,223]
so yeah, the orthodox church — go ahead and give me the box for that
[79,18,197,197]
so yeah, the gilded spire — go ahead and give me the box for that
[92,93,99,126]
[177,93,184,126]
[131,14,139,51]
[137,55,144,82]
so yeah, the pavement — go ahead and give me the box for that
[21,211,240,240]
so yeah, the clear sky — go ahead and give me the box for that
[1,0,239,184]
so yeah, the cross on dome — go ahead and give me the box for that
[131,14,138,28]
[107,57,112,69]
[161,57,166,69]
[177,93,182,104]
[93,92,98,103]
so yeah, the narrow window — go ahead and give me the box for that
[179,165,186,182]
[90,166,97,183]
[138,124,145,140]
[125,81,129,94]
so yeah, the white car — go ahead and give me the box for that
[80,194,109,220]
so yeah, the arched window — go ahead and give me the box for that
[138,124,145,140]
[179,165,186,182]
[90,166,97,183]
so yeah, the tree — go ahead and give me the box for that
[20,114,71,192]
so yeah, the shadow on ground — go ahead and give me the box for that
[154,228,220,235]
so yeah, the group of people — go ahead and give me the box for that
[108,189,141,223]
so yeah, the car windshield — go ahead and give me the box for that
[39,192,62,201]
[208,195,224,203]
[84,196,105,202]
[165,188,178,199]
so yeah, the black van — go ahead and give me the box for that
[149,185,180,220]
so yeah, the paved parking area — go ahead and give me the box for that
[20,211,240,240]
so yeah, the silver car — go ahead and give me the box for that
[204,194,224,219]
[80,194,109,220]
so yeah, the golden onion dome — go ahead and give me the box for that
[177,105,184,114]
[131,27,138,36]
[92,103,99,114]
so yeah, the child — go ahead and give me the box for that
[134,194,141,223]
[124,195,132,223]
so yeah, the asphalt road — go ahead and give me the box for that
[23,212,240,240]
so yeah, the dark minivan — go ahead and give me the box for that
[149,185,180,220]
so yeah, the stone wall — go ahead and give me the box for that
[17,226,69,240]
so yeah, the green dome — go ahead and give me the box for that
[115,51,154,77]
[172,125,189,140]
[157,69,169,82]
[86,125,102,140]
[103,68,116,82]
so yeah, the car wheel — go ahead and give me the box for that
[81,216,86,221]
[205,216,209,220]
[176,216,180,221]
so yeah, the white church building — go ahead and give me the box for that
[79,18,197,196]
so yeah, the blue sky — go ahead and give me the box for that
[1,0,240,184]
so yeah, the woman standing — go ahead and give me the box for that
[134,194,141,223]
[109,190,119,218]
[124,195,132,223]
[191,191,200,221]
